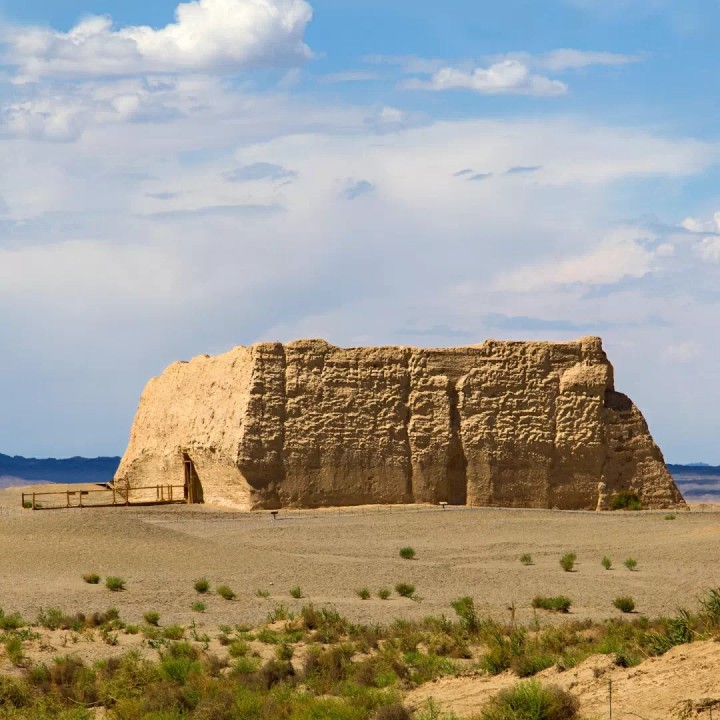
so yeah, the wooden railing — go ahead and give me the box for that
[21,484,187,510]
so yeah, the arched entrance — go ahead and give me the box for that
[183,454,204,504]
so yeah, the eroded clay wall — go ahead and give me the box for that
[115,337,685,510]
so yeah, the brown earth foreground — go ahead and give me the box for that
[2,485,720,718]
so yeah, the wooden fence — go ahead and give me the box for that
[21,484,187,510]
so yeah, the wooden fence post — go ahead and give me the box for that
[32,493,36,510]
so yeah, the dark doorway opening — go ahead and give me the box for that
[183,454,204,504]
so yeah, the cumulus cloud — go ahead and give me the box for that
[402,60,567,96]
[4,0,313,80]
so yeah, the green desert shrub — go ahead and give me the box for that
[217,585,236,601]
[192,601,206,613]
[229,640,251,658]
[256,589,270,598]
[105,576,125,592]
[357,588,371,600]
[399,547,416,560]
[289,586,304,599]
[665,514,677,520]
[0,610,25,630]
[513,652,556,678]
[194,577,210,594]
[480,680,579,720]
[37,607,85,631]
[4,636,25,666]
[520,554,533,566]
[378,588,391,600]
[611,491,642,511]
[451,596,480,633]
[0,675,31,708]
[601,556,612,570]
[532,596,572,613]
[613,596,636,613]
[559,553,577,572]
[701,588,720,626]
[395,583,416,598]
[374,705,413,720]
[143,611,160,626]
[624,558,638,571]
[162,625,185,640]
[645,610,694,655]
[82,573,100,584]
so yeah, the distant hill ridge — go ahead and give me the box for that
[667,463,720,476]
[0,453,120,486]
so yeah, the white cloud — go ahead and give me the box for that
[4,0,313,81]
[495,227,656,291]
[696,237,720,262]
[536,49,643,71]
[681,212,720,233]
[402,60,567,96]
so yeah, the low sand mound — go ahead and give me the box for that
[408,641,720,719]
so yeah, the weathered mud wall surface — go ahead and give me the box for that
[115,337,685,510]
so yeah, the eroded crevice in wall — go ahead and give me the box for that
[400,351,415,503]
[446,380,468,505]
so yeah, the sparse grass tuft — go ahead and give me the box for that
[143,611,160,626]
[105,576,125,592]
[520,554,533,566]
[378,588,391,600]
[191,601,206,613]
[395,583,416,599]
[559,553,577,572]
[82,573,100,584]
[399,547,416,560]
[664,514,676,520]
[601,556,612,570]
[624,558,638,571]
[289,586,304,599]
[532,596,572,613]
[256,589,270,598]
[216,585,236,601]
[356,588,371,600]
[613,596,636,613]
[194,577,210,594]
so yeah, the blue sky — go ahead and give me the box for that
[0,0,718,462]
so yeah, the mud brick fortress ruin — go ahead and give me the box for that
[114,337,685,511]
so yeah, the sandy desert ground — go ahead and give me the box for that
[0,484,718,630]
[2,484,720,718]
